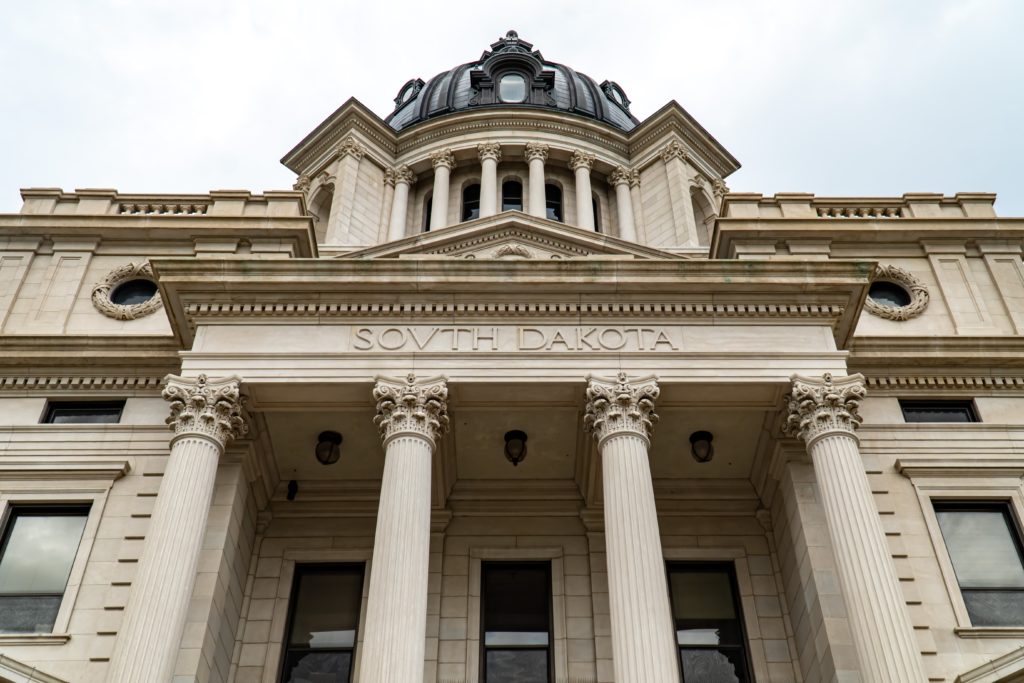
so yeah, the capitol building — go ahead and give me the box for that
[3,29,1024,683]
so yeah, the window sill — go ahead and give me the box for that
[955,627,1024,638]
[0,633,71,645]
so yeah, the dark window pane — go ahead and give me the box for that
[592,198,601,232]
[0,595,62,634]
[963,590,1024,627]
[502,181,523,212]
[670,569,737,620]
[544,184,562,222]
[462,184,481,221]
[498,74,527,103]
[0,510,88,593]
[44,401,124,424]
[110,279,158,306]
[868,281,911,308]
[288,567,363,648]
[281,650,352,683]
[483,564,550,633]
[486,649,548,683]
[936,508,1024,588]
[423,196,432,231]
[680,648,746,683]
[900,400,978,423]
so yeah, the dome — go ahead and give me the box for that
[385,30,639,133]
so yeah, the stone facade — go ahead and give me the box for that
[2,29,1024,683]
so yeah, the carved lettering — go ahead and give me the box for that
[349,326,683,352]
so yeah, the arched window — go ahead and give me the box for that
[592,196,601,233]
[502,180,523,212]
[545,184,563,222]
[498,73,527,103]
[309,185,333,243]
[422,194,433,232]
[462,183,481,222]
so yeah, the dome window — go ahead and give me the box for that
[502,181,523,212]
[462,184,481,222]
[545,184,563,223]
[393,78,424,109]
[600,80,631,111]
[498,73,527,103]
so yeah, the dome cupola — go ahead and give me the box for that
[385,30,639,132]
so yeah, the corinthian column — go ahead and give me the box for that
[429,149,456,231]
[361,374,449,683]
[525,142,549,218]
[570,150,595,230]
[610,166,638,242]
[478,142,501,218]
[386,165,416,241]
[784,373,927,682]
[108,375,246,683]
[584,373,678,683]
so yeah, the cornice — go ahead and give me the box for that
[280,97,399,174]
[628,101,741,178]
[896,457,1024,479]
[852,336,1024,368]
[864,375,1024,392]
[0,458,131,480]
[0,376,165,392]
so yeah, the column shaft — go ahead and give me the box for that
[602,432,679,683]
[811,433,927,682]
[387,166,415,242]
[429,150,455,231]
[108,375,245,683]
[359,434,434,682]
[571,150,595,231]
[478,143,501,218]
[611,167,638,242]
[525,143,549,218]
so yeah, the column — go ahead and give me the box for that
[386,165,416,241]
[584,373,678,683]
[360,373,449,683]
[325,136,367,244]
[660,140,700,245]
[784,373,927,682]
[525,142,549,218]
[628,170,646,243]
[570,150,595,230]
[107,375,246,683]
[478,142,501,218]
[610,166,638,242]
[429,149,455,231]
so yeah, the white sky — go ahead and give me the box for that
[2,0,1021,214]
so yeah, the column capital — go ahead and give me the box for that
[783,372,866,445]
[162,374,247,449]
[524,142,549,163]
[292,174,310,192]
[477,142,502,163]
[584,372,660,446]
[712,178,730,198]
[336,135,367,161]
[659,139,690,164]
[569,150,595,172]
[609,166,638,187]
[385,164,416,187]
[373,373,450,448]
[430,149,456,170]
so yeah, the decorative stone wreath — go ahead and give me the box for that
[865,264,929,321]
[91,262,163,320]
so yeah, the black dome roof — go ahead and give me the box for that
[385,31,639,133]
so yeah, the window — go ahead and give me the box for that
[934,502,1024,626]
[502,181,523,212]
[667,562,751,683]
[498,73,527,103]
[868,281,911,308]
[462,183,481,221]
[0,505,90,633]
[42,400,125,424]
[900,399,979,423]
[423,194,432,232]
[110,279,158,306]
[544,184,562,222]
[481,562,552,683]
[592,196,601,233]
[280,563,364,683]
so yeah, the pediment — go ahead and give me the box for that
[957,644,1024,683]
[343,212,682,261]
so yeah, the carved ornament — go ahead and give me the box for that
[373,373,450,448]
[712,178,729,198]
[660,139,690,164]
[783,373,866,446]
[865,265,929,321]
[336,136,366,161]
[492,243,533,259]
[430,149,457,170]
[524,142,549,163]
[569,150,595,172]
[584,372,660,447]
[91,262,163,321]
[163,374,247,449]
[609,166,637,187]
[477,142,502,163]
[292,175,311,192]
[384,165,416,187]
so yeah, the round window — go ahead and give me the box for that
[868,281,911,308]
[498,73,527,103]
[110,279,158,306]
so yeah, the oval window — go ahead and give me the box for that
[498,74,527,103]
[868,281,911,308]
[110,279,158,306]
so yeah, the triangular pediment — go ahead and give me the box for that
[343,212,682,261]
[957,644,1024,683]
[0,654,69,683]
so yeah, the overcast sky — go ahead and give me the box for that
[2,0,1021,215]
